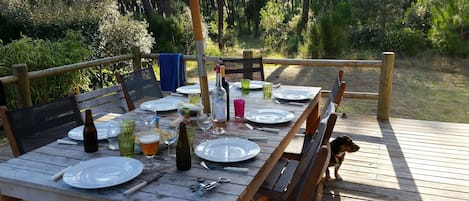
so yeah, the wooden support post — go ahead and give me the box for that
[12,64,32,108]
[132,46,142,71]
[242,50,253,79]
[377,52,395,121]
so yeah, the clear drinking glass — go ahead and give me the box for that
[136,109,156,128]
[196,113,213,136]
[160,128,178,158]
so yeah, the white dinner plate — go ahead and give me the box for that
[67,121,120,141]
[140,99,183,112]
[195,138,260,163]
[176,82,216,94]
[245,109,295,124]
[233,80,265,89]
[273,90,315,101]
[63,157,143,189]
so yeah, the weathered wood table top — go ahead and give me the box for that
[0,85,321,201]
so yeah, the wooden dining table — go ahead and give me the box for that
[0,84,321,201]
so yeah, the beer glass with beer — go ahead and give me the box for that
[139,134,160,158]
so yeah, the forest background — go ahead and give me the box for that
[0,0,468,123]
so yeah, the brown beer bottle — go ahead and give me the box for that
[83,109,98,153]
[176,121,191,171]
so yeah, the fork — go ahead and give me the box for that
[244,123,280,133]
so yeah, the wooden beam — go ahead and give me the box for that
[378,52,395,120]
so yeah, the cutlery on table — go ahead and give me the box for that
[56,139,78,145]
[245,136,268,141]
[51,166,71,181]
[272,83,281,89]
[170,92,184,97]
[244,123,280,133]
[123,172,165,195]
[274,99,305,107]
[200,161,249,173]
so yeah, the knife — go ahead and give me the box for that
[51,166,71,181]
[245,123,280,133]
[200,161,249,173]
[274,99,305,106]
[123,172,165,195]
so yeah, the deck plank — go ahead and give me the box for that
[323,115,469,201]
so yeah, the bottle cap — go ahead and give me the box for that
[213,64,220,73]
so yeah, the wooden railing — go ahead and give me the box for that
[0,47,394,120]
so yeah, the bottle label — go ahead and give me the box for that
[213,98,226,121]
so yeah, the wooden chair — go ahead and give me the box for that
[284,70,346,156]
[321,69,346,116]
[257,113,335,201]
[75,84,129,120]
[0,96,83,157]
[0,80,6,106]
[115,67,164,111]
[221,57,265,81]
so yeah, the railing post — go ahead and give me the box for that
[132,46,142,71]
[242,50,253,79]
[377,52,395,121]
[12,64,32,108]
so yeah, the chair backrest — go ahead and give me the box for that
[291,145,330,201]
[115,67,164,111]
[279,120,327,201]
[321,70,346,116]
[75,84,129,117]
[222,57,265,81]
[301,103,336,154]
[0,96,83,157]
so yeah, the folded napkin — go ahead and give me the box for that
[159,53,186,92]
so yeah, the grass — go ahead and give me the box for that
[185,54,469,124]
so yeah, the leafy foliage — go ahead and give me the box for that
[429,0,469,57]
[382,28,428,56]
[148,12,193,54]
[0,31,92,108]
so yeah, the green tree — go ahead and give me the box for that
[429,0,469,57]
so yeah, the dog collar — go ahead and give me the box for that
[335,152,345,159]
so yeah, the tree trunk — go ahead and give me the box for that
[141,0,154,22]
[218,0,224,50]
[226,0,235,28]
[300,0,310,27]
[157,0,172,16]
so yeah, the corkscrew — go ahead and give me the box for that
[191,177,230,196]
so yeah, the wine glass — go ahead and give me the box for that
[196,113,213,136]
[160,128,178,158]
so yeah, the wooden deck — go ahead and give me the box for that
[324,115,469,201]
[0,115,468,200]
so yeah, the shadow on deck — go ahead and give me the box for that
[324,115,469,201]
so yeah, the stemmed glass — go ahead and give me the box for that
[196,113,213,137]
[160,128,178,158]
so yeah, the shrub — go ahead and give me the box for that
[148,12,194,54]
[260,1,289,50]
[0,31,92,108]
[381,28,428,56]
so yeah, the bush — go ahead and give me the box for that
[0,0,112,42]
[260,1,289,50]
[382,28,428,56]
[0,31,92,108]
[349,27,384,51]
[148,12,194,54]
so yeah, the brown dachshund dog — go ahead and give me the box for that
[326,136,360,180]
